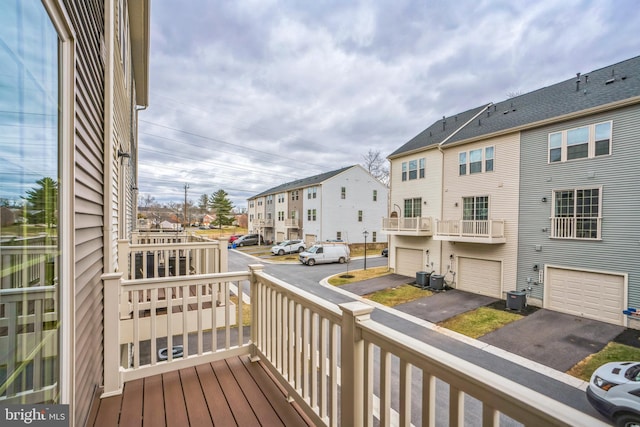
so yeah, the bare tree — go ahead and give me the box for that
[362,149,389,185]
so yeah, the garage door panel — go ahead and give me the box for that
[458,258,501,298]
[396,248,422,277]
[547,267,624,325]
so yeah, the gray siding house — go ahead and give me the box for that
[385,55,640,327]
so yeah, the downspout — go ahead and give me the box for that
[103,0,115,272]
[436,103,493,273]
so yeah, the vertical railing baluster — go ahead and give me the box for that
[423,372,436,427]
[400,360,412,426]
[150,288,157,365]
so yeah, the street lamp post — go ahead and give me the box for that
[362,230,369,270]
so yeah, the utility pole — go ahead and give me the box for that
[184,183,189,228]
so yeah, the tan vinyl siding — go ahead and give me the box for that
[62,0,106,424]
[441,132,521,295]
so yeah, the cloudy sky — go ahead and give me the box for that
[138,0,640,209]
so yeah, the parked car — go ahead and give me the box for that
[234,234,264,246]
[586,361,640,426]
[299,243,350,266]
[271,240,305,256]
[381,247,388,257]
[228,235,242,243]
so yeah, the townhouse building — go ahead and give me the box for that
[385,55,640,327]
[248,165,388,245]
[0,1,149,424]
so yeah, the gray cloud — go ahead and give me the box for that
[139,0,640,207]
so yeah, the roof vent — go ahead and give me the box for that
[576,72,581,91]
[478,118,481,126]
[442,116,446,131]
[605,78,615,85]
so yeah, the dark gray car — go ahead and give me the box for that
[234,234,263,246]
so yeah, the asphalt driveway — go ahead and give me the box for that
[340,273,627,373]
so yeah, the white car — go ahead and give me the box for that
[271,239,306,256]
[586,361,640,426]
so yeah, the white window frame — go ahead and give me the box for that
[459,146,495,175]
[43,0,75,405]
[547,121,612,163]
[550,186,602,240]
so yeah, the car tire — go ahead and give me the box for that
[338,257,345,264]
[278,249,285,256]
[298,247,305,252]
[615,413,640,427]
[238,243,244,247]
[307,259,316,266]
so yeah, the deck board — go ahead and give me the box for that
[119,378,143,427]
[179,367,213,427]
[162,370,190,427]
[142,374,165,427]
[211,359,261,426]
[87,355,313,426]
[195,363,237,426]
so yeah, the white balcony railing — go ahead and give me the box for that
[0,245,57,288]
[284,218,299,228]
[381,217,432,235]
[103,265,606,426]
[258,218,274,228]
[435,219,506,243]
[550,217,602,240]
[118,238,227,281]
[0,286,58,404]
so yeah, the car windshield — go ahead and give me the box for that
[625,364,640,381]
[307,246,318,253]
[279,241,291,246]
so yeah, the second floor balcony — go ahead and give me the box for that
[257,218,275,228]
[285,218,299,228]
[434,219,506,244]
[3,235,606,426]
[381,216,433,236]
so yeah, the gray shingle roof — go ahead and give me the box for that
[390,55,640,157]
[249,166,353,199]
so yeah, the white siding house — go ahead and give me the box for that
[248,165,388,244]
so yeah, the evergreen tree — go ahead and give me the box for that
[23,177,58,227]
[198,193,209,213]
[209,189,234,228]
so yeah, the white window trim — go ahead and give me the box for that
[43,0,76,408]
[458,146,495,175]
[550,186,603,240]
[548,121,612,163]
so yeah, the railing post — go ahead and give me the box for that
[218,240,228,273]
[102,272,123,397]
[339,301,374,427]
[249,264,264,361]
[117,239,129,279]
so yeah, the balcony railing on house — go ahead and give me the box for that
[101,264,605,426]
[381,216,433,236]
[285,218,299,228]
[550,217,602,240]
[434,219,506,244]
[1,235,59,404]
[258,218,275,228]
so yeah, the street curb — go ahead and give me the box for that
[319,276,589,391]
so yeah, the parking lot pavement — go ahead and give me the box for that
[333,273,628,379]
[396,289,498,323]
[479,309,625,372]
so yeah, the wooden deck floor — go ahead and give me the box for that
[87,356,314,426]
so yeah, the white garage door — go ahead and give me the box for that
[458,258,502,298]
[546,267,625,325]
[396,248,423,277]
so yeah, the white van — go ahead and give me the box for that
[299,243,350,266]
